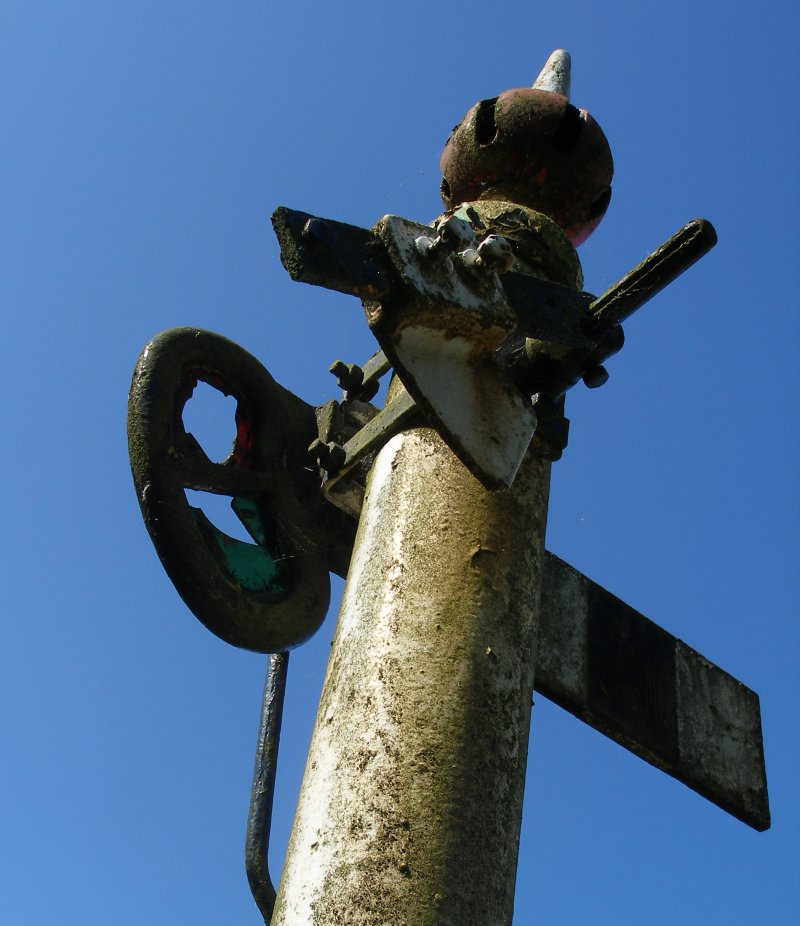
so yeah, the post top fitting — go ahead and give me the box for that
[532,49,571,98]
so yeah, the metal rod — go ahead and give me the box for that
[589,218,717,330]
[245,651,289,925]
[360,349,391,386]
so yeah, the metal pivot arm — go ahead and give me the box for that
[272,209,717,370]
[506,217,717,396]
[271,207,399,300]
[272,207,718,489]
[589,218,718,329]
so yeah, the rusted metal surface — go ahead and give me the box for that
[537,553,770,831]
[439,88,613,245]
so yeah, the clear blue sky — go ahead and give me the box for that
[2,2,798,923]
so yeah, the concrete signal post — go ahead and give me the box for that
[128,51,769,926]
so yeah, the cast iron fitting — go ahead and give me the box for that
[439,88,613,246]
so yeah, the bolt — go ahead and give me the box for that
[531,393,570,460]
[476,234,516,271]
[308,438,347,473]
[434,215,476,249]
[459,247,480,268]
[415,215,476,260]
[460,233,515,274]
[531,392,559,421]
[582,365,609,389]
[414,234,438,256]
[329,360,364,394]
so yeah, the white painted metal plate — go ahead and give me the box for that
[393,326,537,489]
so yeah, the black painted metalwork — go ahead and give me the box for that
[127,327,354,652]
[272,208,716,411]
[246,652,290,924]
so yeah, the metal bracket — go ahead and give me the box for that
[319,388,419,518]
[273,207,717,491]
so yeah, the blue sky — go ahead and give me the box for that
[2,2,798,923]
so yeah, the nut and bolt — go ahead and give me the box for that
[531,393,570,460]
[434,215,476,248]
[415,215,476,258]
[531,393,561,421]
[329,359,379,402]
[460,234,516,274]
[308,438,347,473]
[329,360,364,394]
[415,219,514,276]
[581,365,609,389]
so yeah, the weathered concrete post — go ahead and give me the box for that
[273,51,597,926]
[273,427,550,924]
